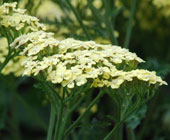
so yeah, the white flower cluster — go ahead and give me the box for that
[0,2,46,76]
[11,31,167,89]
[0,2,46,32]
[11,31,144,64]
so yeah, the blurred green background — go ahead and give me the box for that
[0,0,170,140]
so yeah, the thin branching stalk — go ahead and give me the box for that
[54,88,65,140]
[58,88,90,139]
[65,0,91,40]
[104,88,151,140]
[103,0,118,45]
[64,90,104,137]
[0,51,17,73]
[103,121,123,140]
[105,18,118,45]
[87,0,105,33]
[127,127,136,140]
[57,93,74,139]
[47,105,56,140]
[124,0,137,49]
[41,83,59,112]
[57,108,70,140]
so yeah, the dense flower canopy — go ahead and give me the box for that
[0,2,46,32]
[11,31,167,89]
[0,2,45,76]
[0,2,167,88]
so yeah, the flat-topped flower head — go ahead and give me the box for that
[0,2,18,15]
[11,31,167,89]
[10,31,58,56]
[11,31,144,66]
[0,2,46,35]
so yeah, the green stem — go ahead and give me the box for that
[47,105,56,140]
[70,94,86,112]
[105,19,118,45]
[58,112,70,140]
[103,0,118,45]
[54,88,65,140]
[64,87,85,103]
[113,125,123,140]
[126,127,136,140]
[0,51,14,73]
[41,82,60,113]
[124,0,137,49]
[58,88,89,139]
[103,95,140,140]
[65,90,104,136]
[87,0,104,29]
[54,103,63,140]
[65,0,91,40]
[103,122,123,140]
[57,106,71,140]
[47,82,62,101]
[137,91,157,140]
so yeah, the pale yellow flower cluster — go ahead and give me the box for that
[11,31,167,89]
[153,0,170,17]
[0,2,46,76]
[0,38,25,76]
[0,2,46,32]
[92,69,167,89]
[11,31,144,65]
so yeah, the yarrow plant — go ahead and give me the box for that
[0,2,46,73]
[0,2,168,140]
[11,31,166,89]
